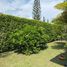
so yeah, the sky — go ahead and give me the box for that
[0,0,63,21]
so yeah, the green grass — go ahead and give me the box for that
[0,42,65,67]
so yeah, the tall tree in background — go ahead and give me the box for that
[43,17,45,22]
[32,0,41,20]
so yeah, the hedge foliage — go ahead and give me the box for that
[8,25,49,54]
[0,14,66,54]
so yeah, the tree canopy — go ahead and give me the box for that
[55,2,67,10]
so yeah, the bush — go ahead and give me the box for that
[8,25,49,55]
[62,34,67,40]
[0,14,49,54]
[0,32,14,53]
[0,14,66,55]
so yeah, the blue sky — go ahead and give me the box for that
[0,0,63,21]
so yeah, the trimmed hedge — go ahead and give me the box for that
[0,14,62,54]
[7,25,49,54]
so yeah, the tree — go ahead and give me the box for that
[52,0,67,41]
[55,0,67,32]
[55,2,67,10]
[43,17,45,22]
[54,0,67,61]
[32,0,41,20]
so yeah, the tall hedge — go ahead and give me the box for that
[0,14,58,54]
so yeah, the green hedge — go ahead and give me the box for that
[8,25,49,54]
[0,14,60,54]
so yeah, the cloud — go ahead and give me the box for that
[0,0,64,21]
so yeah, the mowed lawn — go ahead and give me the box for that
[0,42,65,67]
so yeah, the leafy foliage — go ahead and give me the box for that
[53,0,67,40]
[0,14,51,54]
[55,2,67,10]
[54,0,67,61]
[0,13,66,55]
[8,25,49,54]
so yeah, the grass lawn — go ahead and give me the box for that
[0,42,65,67]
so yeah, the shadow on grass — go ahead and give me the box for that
[50,53,67,67]
[14,45,48,55]
[0,52,13,58]
[51,42,66,50]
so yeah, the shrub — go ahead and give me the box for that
[0,14,66,55]
[8,25,48,54]
[0,32,14,53]
[62,34,67,40]
[0,14,48,54]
